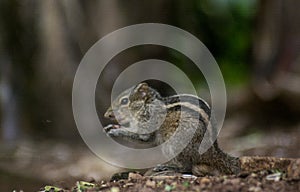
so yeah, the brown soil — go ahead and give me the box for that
[53,157,300,192]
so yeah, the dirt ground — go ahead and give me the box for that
[39,157,300,192]
[74,172,298,192]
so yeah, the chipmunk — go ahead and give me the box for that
[104,82,240,176]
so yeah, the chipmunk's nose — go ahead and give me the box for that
[104,108,115,119]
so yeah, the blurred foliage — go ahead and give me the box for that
[170,0,258,86]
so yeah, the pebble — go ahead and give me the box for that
[128,172,143,180]
[248,186,262,192]
[145,180,156,188]
[230,178,241,185]
[110,187,120,192]
[199,177,210,185]
[266,172,282,181]
[123,182,134,187]
[181,174,197,179]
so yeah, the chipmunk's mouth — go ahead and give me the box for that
[116,118,130,127]
[104,110,131,128]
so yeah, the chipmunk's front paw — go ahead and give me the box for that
[104,124,120,132]
[106,127,126,137]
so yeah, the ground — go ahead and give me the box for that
[39,157,300,192]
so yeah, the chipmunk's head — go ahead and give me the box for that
[104,82,164,128]
[129,82,162,106]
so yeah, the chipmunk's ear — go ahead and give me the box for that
[134,82,149,98]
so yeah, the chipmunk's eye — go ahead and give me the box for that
[120,98,129,105]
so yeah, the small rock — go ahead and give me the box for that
[231,178,241,185]
[145,180,156,188]
[100,184,109,189]
[128,172,143,180]
[199,177,210,185]
[250,173,258,178]
[266,172,282,181]
[248,186,262,192]
[181,174,197,179]
[123,182,134,188]
[110,187,120,192]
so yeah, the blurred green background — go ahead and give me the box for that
[0,0,300,191]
